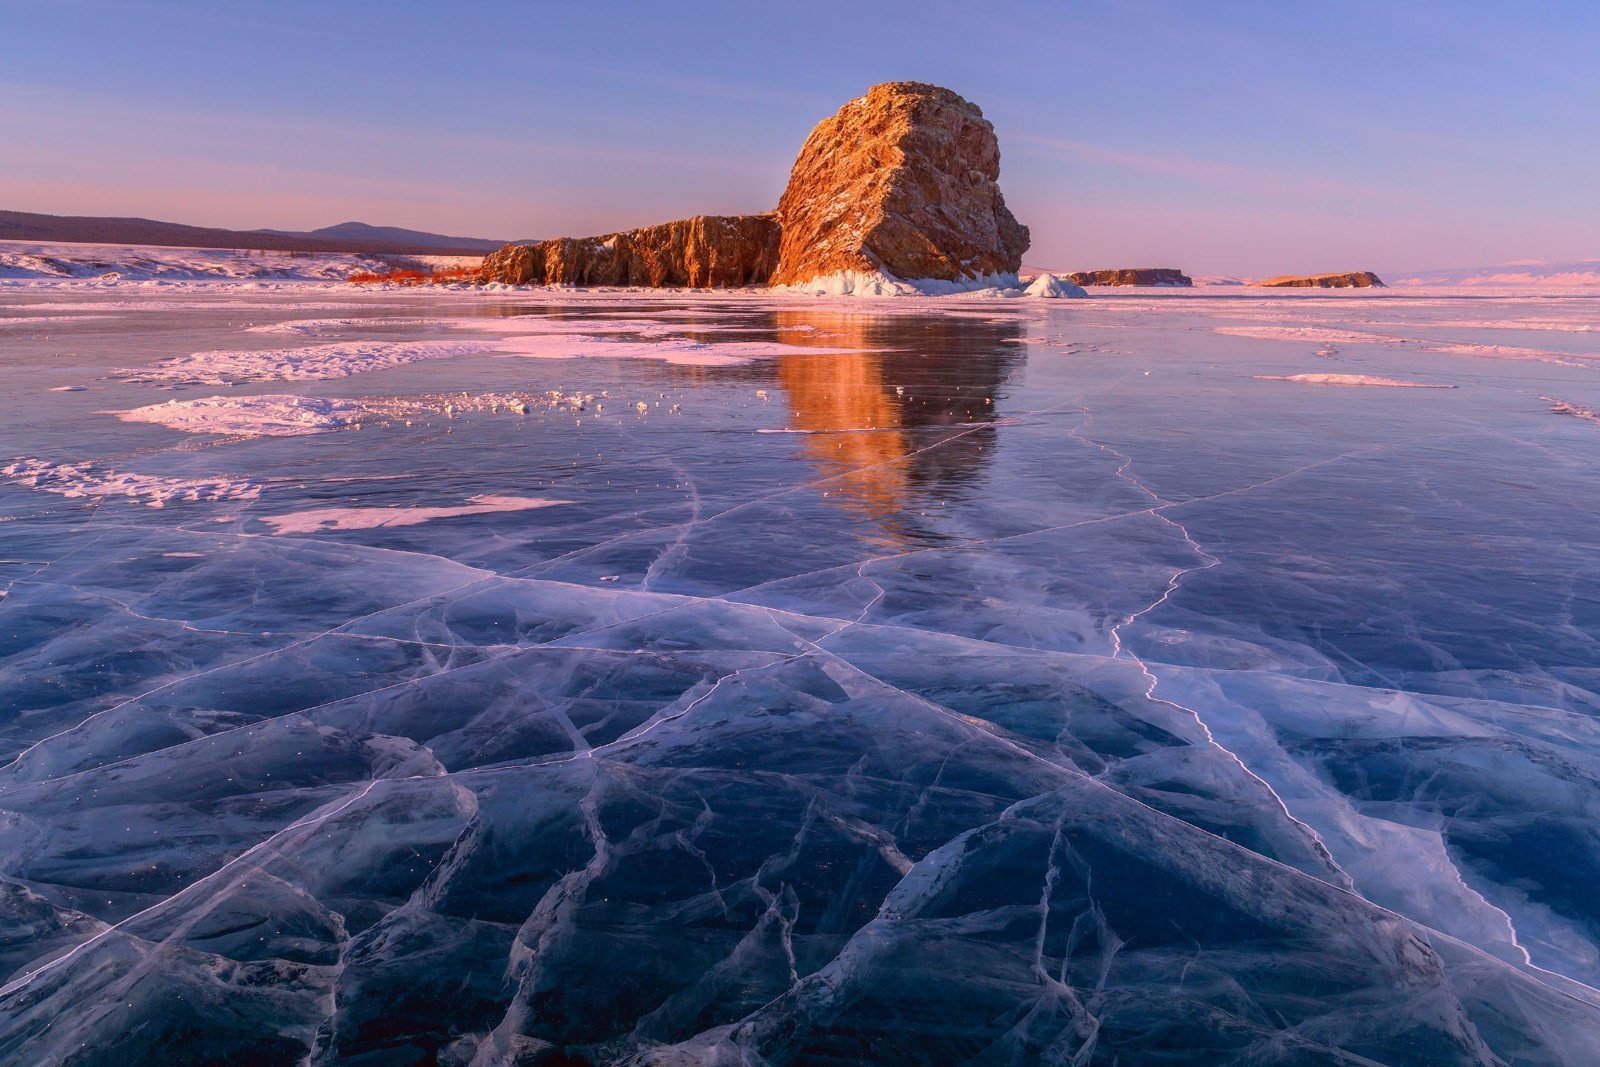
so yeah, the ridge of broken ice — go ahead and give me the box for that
[114,395,364,437]
[1,458,260,507]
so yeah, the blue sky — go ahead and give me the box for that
[3,1,1596,275]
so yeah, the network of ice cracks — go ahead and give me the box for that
[2,284,1600,1065]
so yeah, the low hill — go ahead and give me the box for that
[256,221,516,253]
[0,209,508,256]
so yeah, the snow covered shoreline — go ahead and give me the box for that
[9,240,1600,307]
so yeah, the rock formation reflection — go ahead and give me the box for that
[772,311,1022,543]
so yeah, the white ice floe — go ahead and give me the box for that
[1023,273,1088,299]
[117,339,500,385]
[261,494,570,534]
[1,458,259,507]
[114,395,364,437]
[1253,374,1456,388]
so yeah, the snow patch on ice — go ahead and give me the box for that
[1218,325,1593,367]
[117,339,500,385]
[1217,326,1396,345]
[1253,374,1456,389]
[114,395,364,437]
[1,458,260,507]
[245,317,446,335]
[261,494,570,534]
[1423,342,1592,366]
[0,314,109,327]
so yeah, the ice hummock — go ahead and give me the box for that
[1023,271,1088,298]
[115,394,364,436]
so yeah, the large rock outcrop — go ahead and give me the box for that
[1254,271,1385,289]
[770,82,1029,288]
[478,214,778,288]
[1066,267,1193,288]
[476,82,1028,291]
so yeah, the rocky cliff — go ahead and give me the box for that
[770,82,1028,288]
[1254,271,1385,288]
[479,83,1029,291]
[478,214,779,288]
[1066,268,1193,287]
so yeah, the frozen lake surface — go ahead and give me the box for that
[3,280,1600,1063]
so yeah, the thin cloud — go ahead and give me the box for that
[0,82,773,176]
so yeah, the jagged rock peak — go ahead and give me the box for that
[771,82,1030,288]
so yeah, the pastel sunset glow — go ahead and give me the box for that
[4,0,1597,274]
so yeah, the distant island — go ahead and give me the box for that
[1254,271,1385,288]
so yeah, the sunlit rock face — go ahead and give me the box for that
[478,214,779,287]
[771,82,1030,288]
[1255,271,1386,288]
[479,83,1029,292]
[1066,267,1193,287]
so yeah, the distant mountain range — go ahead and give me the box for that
[0,210,525,257]
[1388,259,1600,287]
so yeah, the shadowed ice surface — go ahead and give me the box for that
[3,286,1600,1064]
